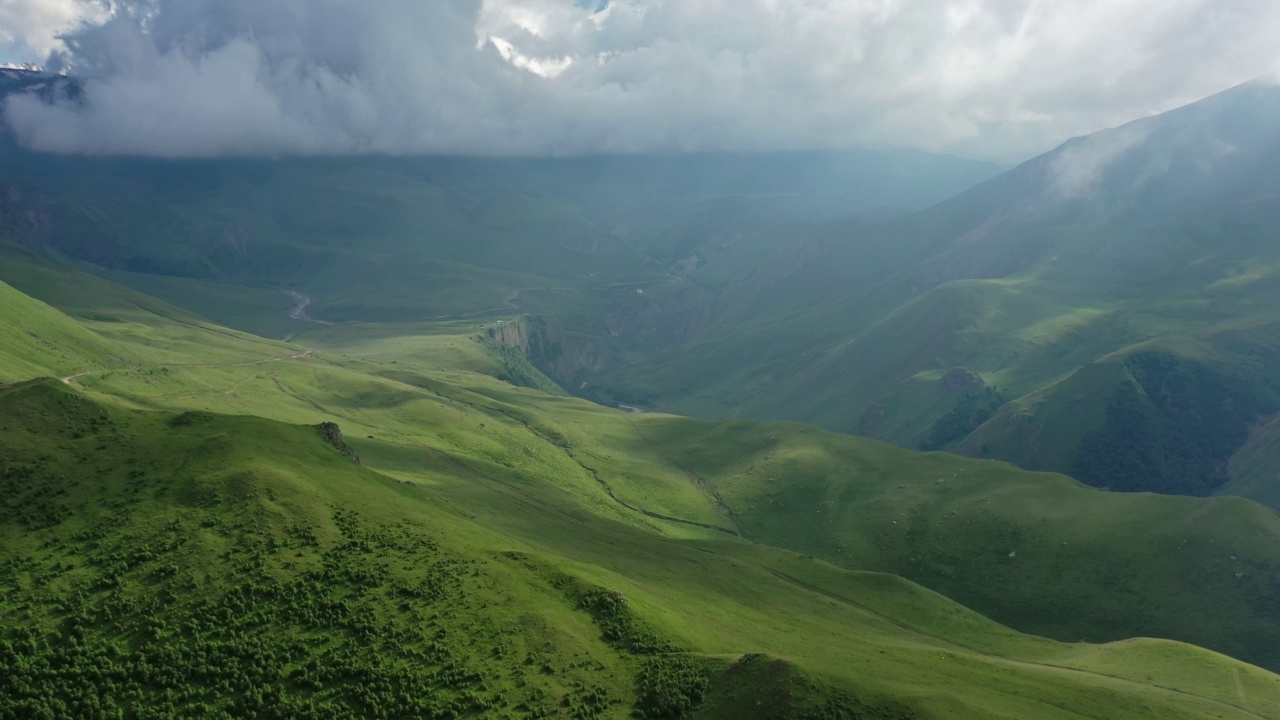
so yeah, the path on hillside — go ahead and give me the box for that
[622,417,746,536]
[371,370,742,537]
[61,350,314,387]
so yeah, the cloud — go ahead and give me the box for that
[0,0,108,62]
[3,0,1280,159]
[1047,123,1152,200]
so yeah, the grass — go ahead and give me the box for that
[1223,415,1280,509]
[0,381,643,719]
[6,248,1280,717]
[8,262,1280,664]
[596,264,1280,512]
[0,278,131,380]
[629,414,1280,668]
[0,241,297,373]
[4,378,1280,719]
[95,269,305,340]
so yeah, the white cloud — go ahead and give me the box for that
[487,36,573,78]
[1048,123,1152,200]
[2,0,1279,159]
[0,0,108,61]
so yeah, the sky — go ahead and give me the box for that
[1,0,1278,160]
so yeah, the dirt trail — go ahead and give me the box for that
[61,350,314,387]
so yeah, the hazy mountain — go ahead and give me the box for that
[6,81,1280,508]
[0,67,76,107]
[590,80,1280,506]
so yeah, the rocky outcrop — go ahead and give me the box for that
[318,422,360,464]
[484,316,610,387]
[484,319,533,355]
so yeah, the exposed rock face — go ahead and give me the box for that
[939,368,985,393]
[483,283,716,398]
[484,320,532,355]
[318,422,360,464]
[485,316,610,386]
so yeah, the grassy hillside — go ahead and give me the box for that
[4,379,1280,720]
[0,278,129,381]
[0,241,299,369]
[1,256,1280,716]
[5,255,1277,673]
[580,83,1280,509]
[0,135,1012,414]
[955,320,1280,502]
[627,416,1280,669]
[1224,415,1280,510]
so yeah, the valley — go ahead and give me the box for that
[7,82,1280,510]
[3,236,1280,718]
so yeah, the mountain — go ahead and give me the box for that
[581,80,1280,508]
[4,248,1280,718]
[0,67,77,114]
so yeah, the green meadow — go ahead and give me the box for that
[4,249,1280,719]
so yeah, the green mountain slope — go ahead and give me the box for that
[0,277,126,380]
[3,257,1280,717]
[581,81,1280,508]
[629,416,1280,668]
[1223,415,1280,510]
[5,79,1280,711]
[4,380,1280,720]
[7,254,1280,672]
